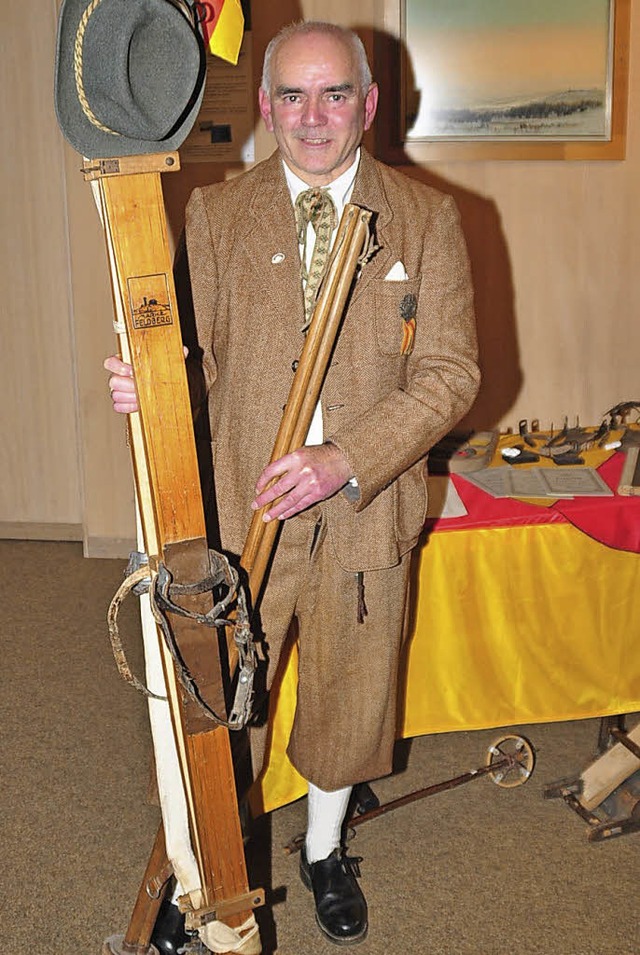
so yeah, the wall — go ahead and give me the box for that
[0,0,637,555]
[0,0,84,541]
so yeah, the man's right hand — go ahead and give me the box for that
[104,355,138,414]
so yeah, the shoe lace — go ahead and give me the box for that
[342,852,363,879]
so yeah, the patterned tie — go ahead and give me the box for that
[294,187,338,333]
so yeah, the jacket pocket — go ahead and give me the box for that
[394,458,429,547]
[373,277,422,356]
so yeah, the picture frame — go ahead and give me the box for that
[378,0,630,161]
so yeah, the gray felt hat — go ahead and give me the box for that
[54,0,206,158]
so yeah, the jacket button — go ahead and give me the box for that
[291,359,299,372]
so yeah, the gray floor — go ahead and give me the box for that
[2,540,638,955]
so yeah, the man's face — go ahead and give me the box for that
[258,32,378,186]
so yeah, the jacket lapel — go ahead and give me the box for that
[349,149,396,301]
[243,154,305,328]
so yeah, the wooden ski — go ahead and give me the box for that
[86,152,263,955]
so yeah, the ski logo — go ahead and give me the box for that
[128,274,173,329]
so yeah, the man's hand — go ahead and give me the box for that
[104,355,138,414]
[104,347,189,414]
[252,442,354,522]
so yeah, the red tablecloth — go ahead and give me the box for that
[432,453,640,554]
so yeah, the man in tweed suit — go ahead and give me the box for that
[107,20,479,945]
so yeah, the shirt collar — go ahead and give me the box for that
[282,149,360,213]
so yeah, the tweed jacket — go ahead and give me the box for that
[185,148,480,572]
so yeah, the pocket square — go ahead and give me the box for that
[384,260,409,281]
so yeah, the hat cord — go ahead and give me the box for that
[73,0,120,137]
[167,0,198,27]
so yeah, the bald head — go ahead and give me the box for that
[261,21,372,96]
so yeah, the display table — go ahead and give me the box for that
[252,450,640,814]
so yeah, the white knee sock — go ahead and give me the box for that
[305,782,353,863]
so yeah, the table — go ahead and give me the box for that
[251,450,640,814]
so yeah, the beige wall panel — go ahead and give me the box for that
[0,1,82,529]
[412,145,640,432]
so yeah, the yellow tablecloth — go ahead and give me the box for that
[251,520,640,814]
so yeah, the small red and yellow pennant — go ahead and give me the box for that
[198,0,244,65]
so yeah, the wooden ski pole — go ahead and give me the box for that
[227,204,372,671]
[102,824,168,955]
[85,153,262,955]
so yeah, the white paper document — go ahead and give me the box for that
[461,466,613,499]
[426,475,468,518]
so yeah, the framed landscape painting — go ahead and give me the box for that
[382,0,629,160]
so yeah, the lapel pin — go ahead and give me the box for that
[271,252,286,264]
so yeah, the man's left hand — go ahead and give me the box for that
[252,443,353,521]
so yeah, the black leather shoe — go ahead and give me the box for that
[150,895,191,954]
[300,848,368,945]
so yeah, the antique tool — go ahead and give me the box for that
[430,430,499,474]
[618,446,640,495]
[282,735,536,855]
[545,417,569,448]
[604,400,640,429]
[518,419,537,447]
[501,446,540,465]
[552,451,584,465]
[90,154,263,955]
[449,430,499,473]
[527,417,607,463]
[545,719,640,843]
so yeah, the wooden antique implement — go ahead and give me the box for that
[544,717,640,842]
[89,151,263,955]
[228,202,373,669]
[82,150,372,953]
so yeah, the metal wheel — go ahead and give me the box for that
[485,734,535,788]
